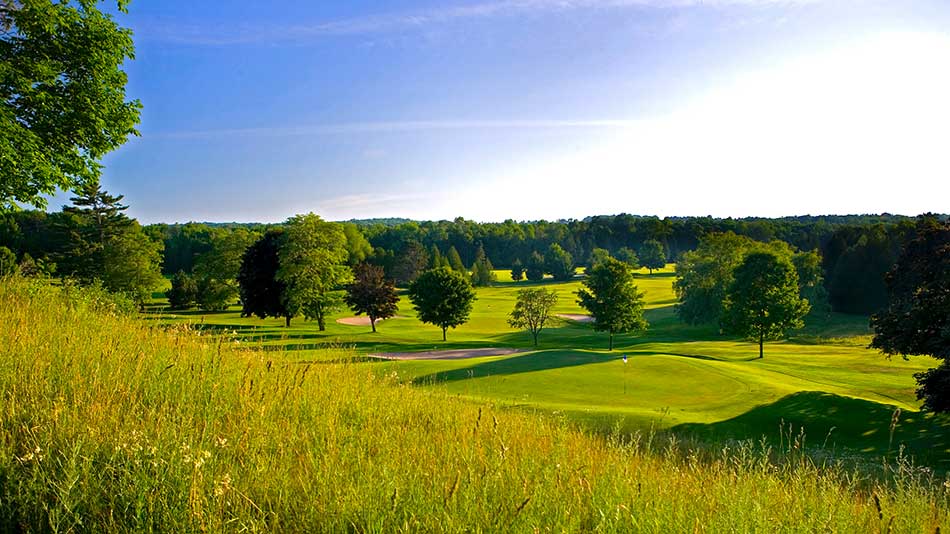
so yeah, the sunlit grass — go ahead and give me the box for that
[1,277,949,531]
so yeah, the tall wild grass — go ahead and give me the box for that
[0,277,946,532]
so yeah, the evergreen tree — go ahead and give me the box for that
[429,244,446,270]
[446,245,466,273]
[470,245,496,287]
[393,241,429,285]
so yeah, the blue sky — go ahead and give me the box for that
[89,0,950,223]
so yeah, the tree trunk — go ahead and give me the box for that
[442,327,447,342]
[285,316,291,328]
[532,329,538,347]
[759,332,764,359]
[609,332,614,351]
[370,317,377,333]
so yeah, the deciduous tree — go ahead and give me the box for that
[408,268,476,341]
[237,229,291,325]
[577,258,648,350]
[508,288,559,347]
[0,0,141,209]
[722,252,810,359]
[525,251,545,282]
[639,239,667,274]
[277,214,351,331]
[871,218,950,411]
[345,263,399,333]
[510,258,525,282]
[545,243,574,281]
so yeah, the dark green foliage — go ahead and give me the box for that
[510,258,525,282]
[237,229,291,326]
[166,271,198,310]
[616,247,640,269]
[525,251,545,282]
[792,249,829,315]
[674,232,796,327]
[825,226,904,315]
[0,245,15,275]
[870,218,950,411]
[429,244,447,270]
[470,245,496,287]
[576,258,648,350]
[99,224,164,308]
[393,241,429,286]
[0,0,141,210]
[722,252,810,359]
[446,245,466,273]
[195,277,235,311]
[408,268,476,341]
[345,263,399,333]
[545,243,574,281]
[639,239,667,273]
[585,248,612,275]
[508,287,559,347]
[277,214,351,332]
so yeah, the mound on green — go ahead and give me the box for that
[8,278,946,531]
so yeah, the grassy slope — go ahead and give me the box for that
[153,266,946,466]
[3,277,949,531]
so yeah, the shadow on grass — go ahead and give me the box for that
[673,391,950,467]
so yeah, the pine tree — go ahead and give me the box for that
[446,245,466,273]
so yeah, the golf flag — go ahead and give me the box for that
[622,354,627,364]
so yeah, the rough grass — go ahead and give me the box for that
[153,267,943,467]
[2,277,950,532]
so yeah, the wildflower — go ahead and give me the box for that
[214,473,233,497]
[215,436,228,448]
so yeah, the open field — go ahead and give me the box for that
[3,277,949,531]
[150,266,948,468]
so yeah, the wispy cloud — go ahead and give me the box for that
[140,0,822,46]
[154,119,644,140]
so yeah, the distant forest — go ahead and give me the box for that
[2,210,944,316]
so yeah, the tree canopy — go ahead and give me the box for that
[576,257,648,350]
[407,268,476,341]
[722,252,810,359]
[0,0,141,209]
[345,263,399,333]
[508,287,559,347]
[277,213,351,331]
[237,229,291,325]
[870,218,950,412]
[639,239,667,273]
[545,243,574,281]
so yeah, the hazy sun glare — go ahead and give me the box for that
[447,31,950,221]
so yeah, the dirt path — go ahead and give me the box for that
[556,313,593,323]
[370,348,525,360]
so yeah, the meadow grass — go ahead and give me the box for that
[152,267,945,468]
[3,276,950,531]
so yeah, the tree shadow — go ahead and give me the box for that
[673,391,950,467]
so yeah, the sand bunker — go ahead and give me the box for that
[336,316,398,326]
[370,348,525,361]
[556,313,593,323]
